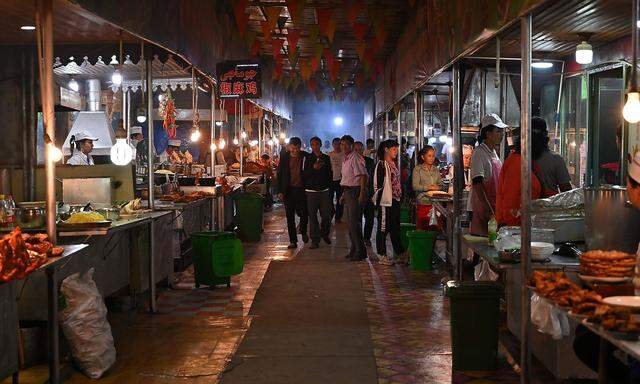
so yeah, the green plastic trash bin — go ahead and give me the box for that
[191,231,244,288]
[406,230,436,271]
[400,223,416,250]
[400,206,411,223]
[445,281,501,371]
[234,193,264,241]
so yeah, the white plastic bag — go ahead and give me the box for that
[60,268,116,379]
[474,259,499,281]
[429,206,438,227]
[530,293,570,340]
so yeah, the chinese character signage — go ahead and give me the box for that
[216,61,261,99]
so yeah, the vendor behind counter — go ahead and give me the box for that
[66,130,98,166]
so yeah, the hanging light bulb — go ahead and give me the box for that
[284,138,290,144]
[190,129,201,142]
[158,94,164,102]
[219,138,226,149]
[47,143,63,162]
[445,136,453,146]
[215,121,223,127]
[575,41,593,65]
[233,138,239,145]
[110,138,134,165]
[68,78,79,92]
[111,68,122,86]
[267,139,274,146]
[279,132,286,139]
[623,92,640,123]
[250,140,259,147]
[241,131,247,139]
[136,107,147,123]
[210,142,217,151]
[439,134,448,143]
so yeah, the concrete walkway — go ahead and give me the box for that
[220,221,378,384]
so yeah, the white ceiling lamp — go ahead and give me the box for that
[531,61,553,69]
[575,41,593,65]
[111,68,122,86]
[20,25,35,31]
[624,0,640,123]
[136,107,147,123]
[68,78,79,92]
[111,138,134,165]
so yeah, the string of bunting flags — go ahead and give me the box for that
[231,0,401,101]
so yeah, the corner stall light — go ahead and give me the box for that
[623,92,640,123]
[111,68,122,86]
[575,41,593,64]
[110,138,134,165]
[531,61,553,69]
[136,107,147,123]
[68,78,79,92]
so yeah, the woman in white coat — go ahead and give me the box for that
[372,139,405,265]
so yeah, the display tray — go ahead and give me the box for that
[120,209,152,218]
[578,274,633,284]
[57,220,112,230]
[602,296,640,309]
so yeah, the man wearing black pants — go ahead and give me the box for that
[328,137,344,223]
[303,137,333,249]
[355,141,375,247]
[277,137,309,249]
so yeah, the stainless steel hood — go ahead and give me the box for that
[62,79,115,156]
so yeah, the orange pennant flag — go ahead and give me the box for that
[286,29,302,58]
[261,21,272,40]
[326,19,337,43]
[316,8,333,36]
[265,7,283,30]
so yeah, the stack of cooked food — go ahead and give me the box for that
[0,227,63,282]
[63,211,107,224]
[530,270,640,333]
[160,191,214,203]
[120,198,143,215]
[579,250,635,278]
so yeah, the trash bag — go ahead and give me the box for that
[530,293,570,340]
[60,268,116,379]
[429,205,439,227]
[474,259,499,281]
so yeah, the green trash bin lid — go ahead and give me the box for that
[445,280,502,298]
[233,192,264,201]
[406,230,436,239]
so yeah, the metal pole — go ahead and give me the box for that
[145,54,155,210]
[210,87,216,230]
[452,63,463,281]
[414,91,423,166]
[126,90,131,141]
[240,99,244,177]
[385,110,389,139]
[397,106,401,172]
[36,0,56,244]
[520,13,533,384]
[554,61,565,154]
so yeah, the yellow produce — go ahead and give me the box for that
[65,211,106,224]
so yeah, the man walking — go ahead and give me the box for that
[339,135,368,261]
[303,137,333,249]
[277,137,309,249]
[328,137,344,223]
[355,141,375,247]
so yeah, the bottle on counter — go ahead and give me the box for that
[488,215,497,246]
[0,195,7,227]
[5,195,15,225]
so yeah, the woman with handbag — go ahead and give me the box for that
[373,140,406,265]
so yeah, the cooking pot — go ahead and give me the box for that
[14,206,46,229]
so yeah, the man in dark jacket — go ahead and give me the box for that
[356,141,376,247]
[303,136,333,249]
[277,137,309,248]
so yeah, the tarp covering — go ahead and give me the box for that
[376,0,546,115]
[72,0,292,120]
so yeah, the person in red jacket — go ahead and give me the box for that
[496,124,545,227]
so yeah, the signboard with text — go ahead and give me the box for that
[216,61,261,99]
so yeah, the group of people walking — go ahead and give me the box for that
[276,135,408,265]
